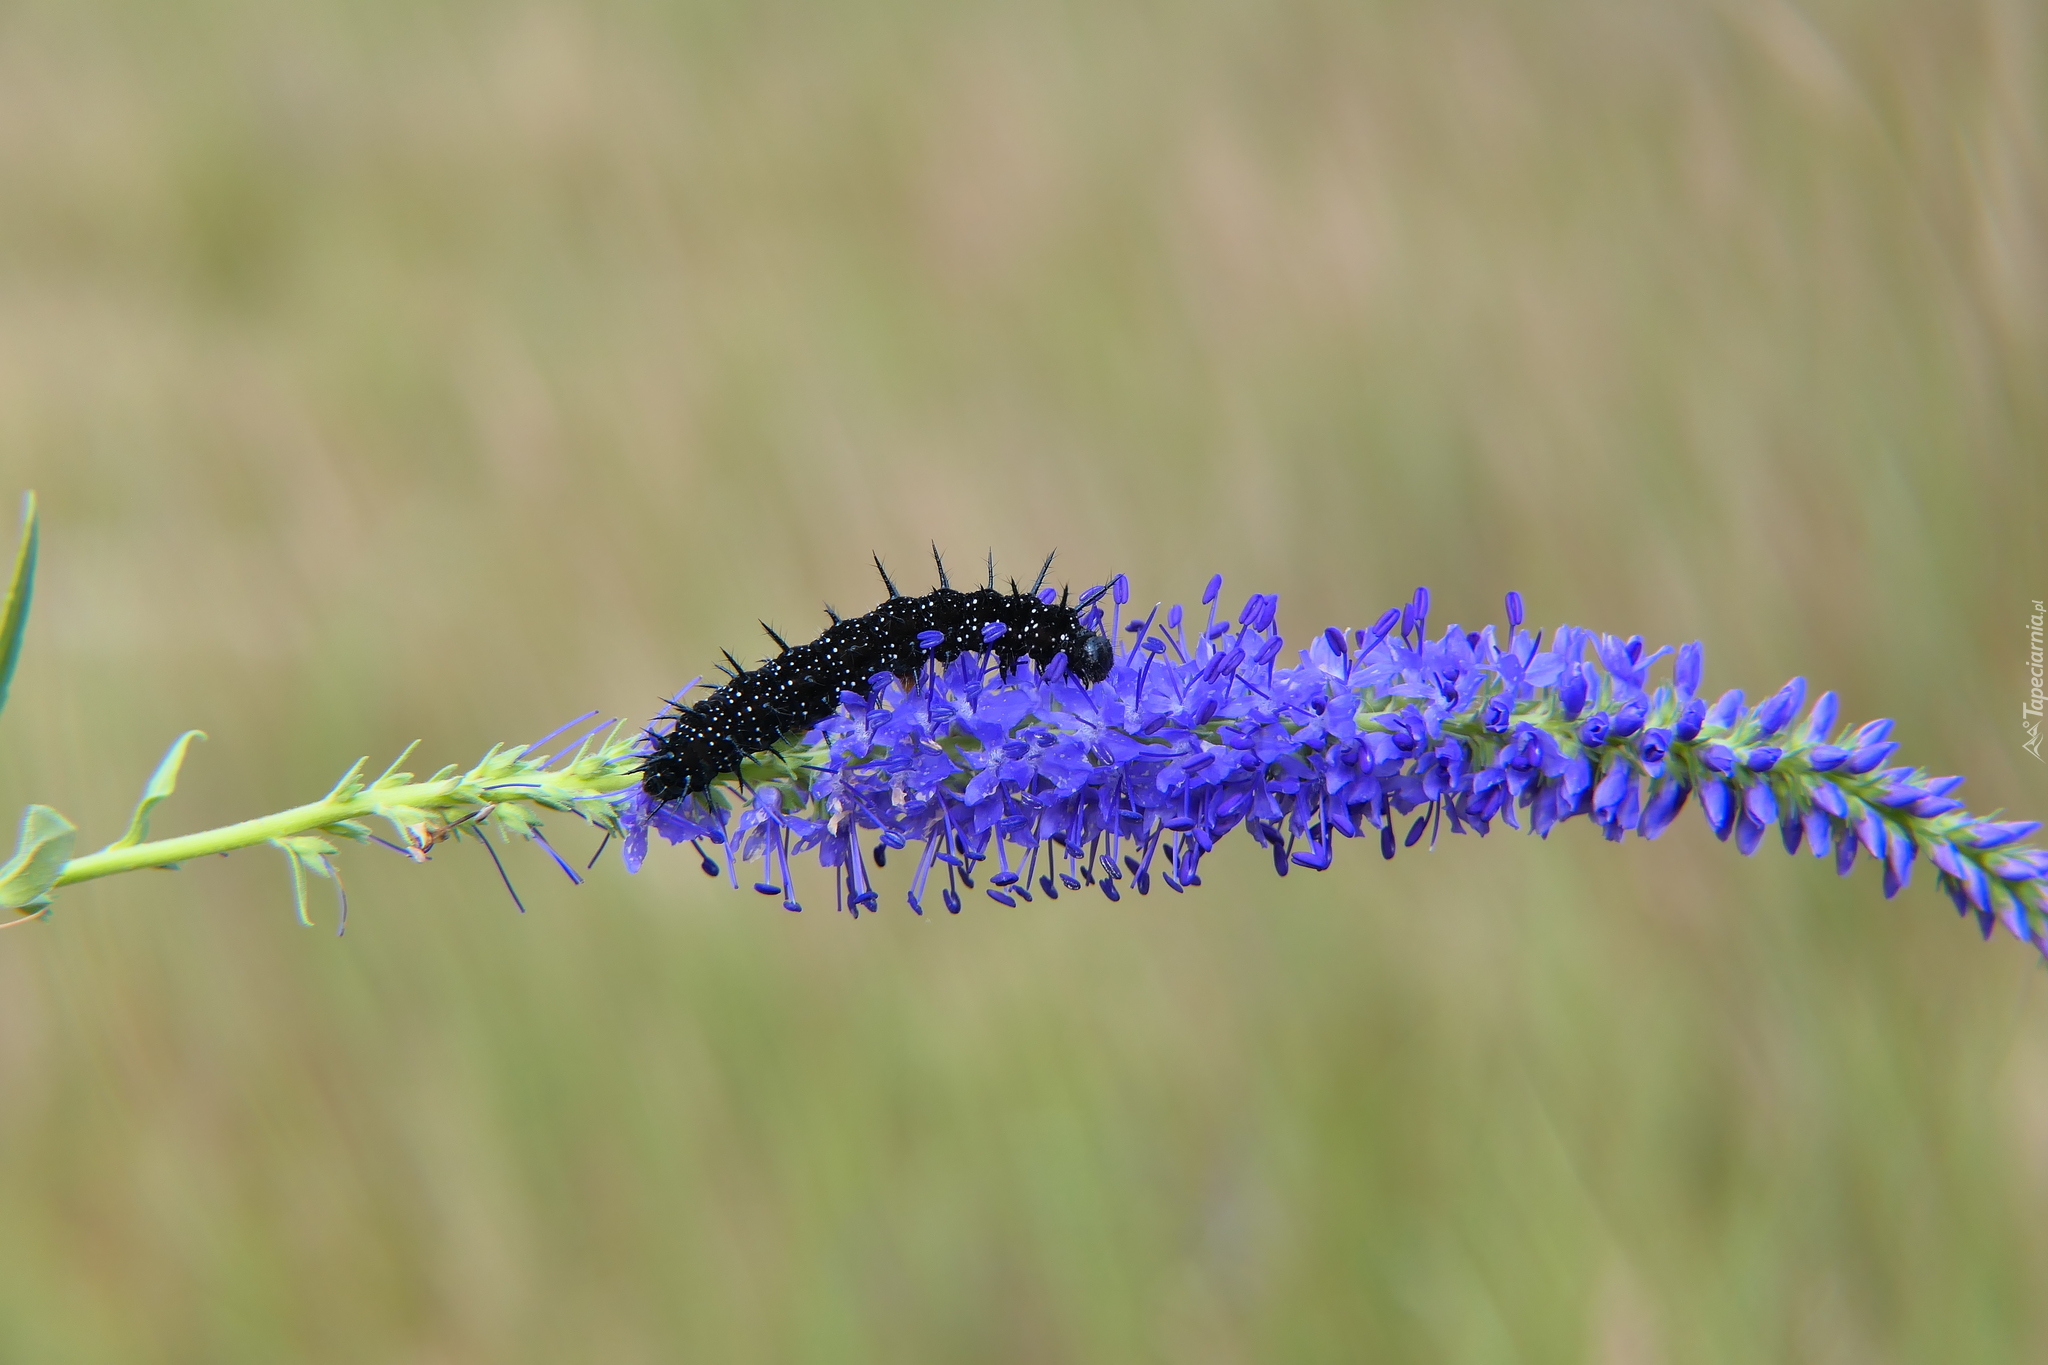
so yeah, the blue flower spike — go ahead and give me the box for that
[617,580,2048,949]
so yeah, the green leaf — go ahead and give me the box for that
[269,835,337,928]
[106,730,206,851]
[322,755,369,803]
[368,740,420,790]
[0,491,39,726]
[492,803,540,838]
[280,842,309,926]
[273,833,338,864]
[0,804,74,914]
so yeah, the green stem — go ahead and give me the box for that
[46,725,645,896]
[50,782,456,888]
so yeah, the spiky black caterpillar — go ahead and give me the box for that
[639,550,1115,804]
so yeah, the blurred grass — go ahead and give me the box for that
[0,0,2042,1359]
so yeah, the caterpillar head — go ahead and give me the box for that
[1057,581,1117,683]
[1062,624,1115,683]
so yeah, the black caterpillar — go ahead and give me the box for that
[639,550,1116,803]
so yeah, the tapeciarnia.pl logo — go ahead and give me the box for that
[2028,599,2045,761]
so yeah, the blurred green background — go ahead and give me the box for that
[0,0,2043,1359]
